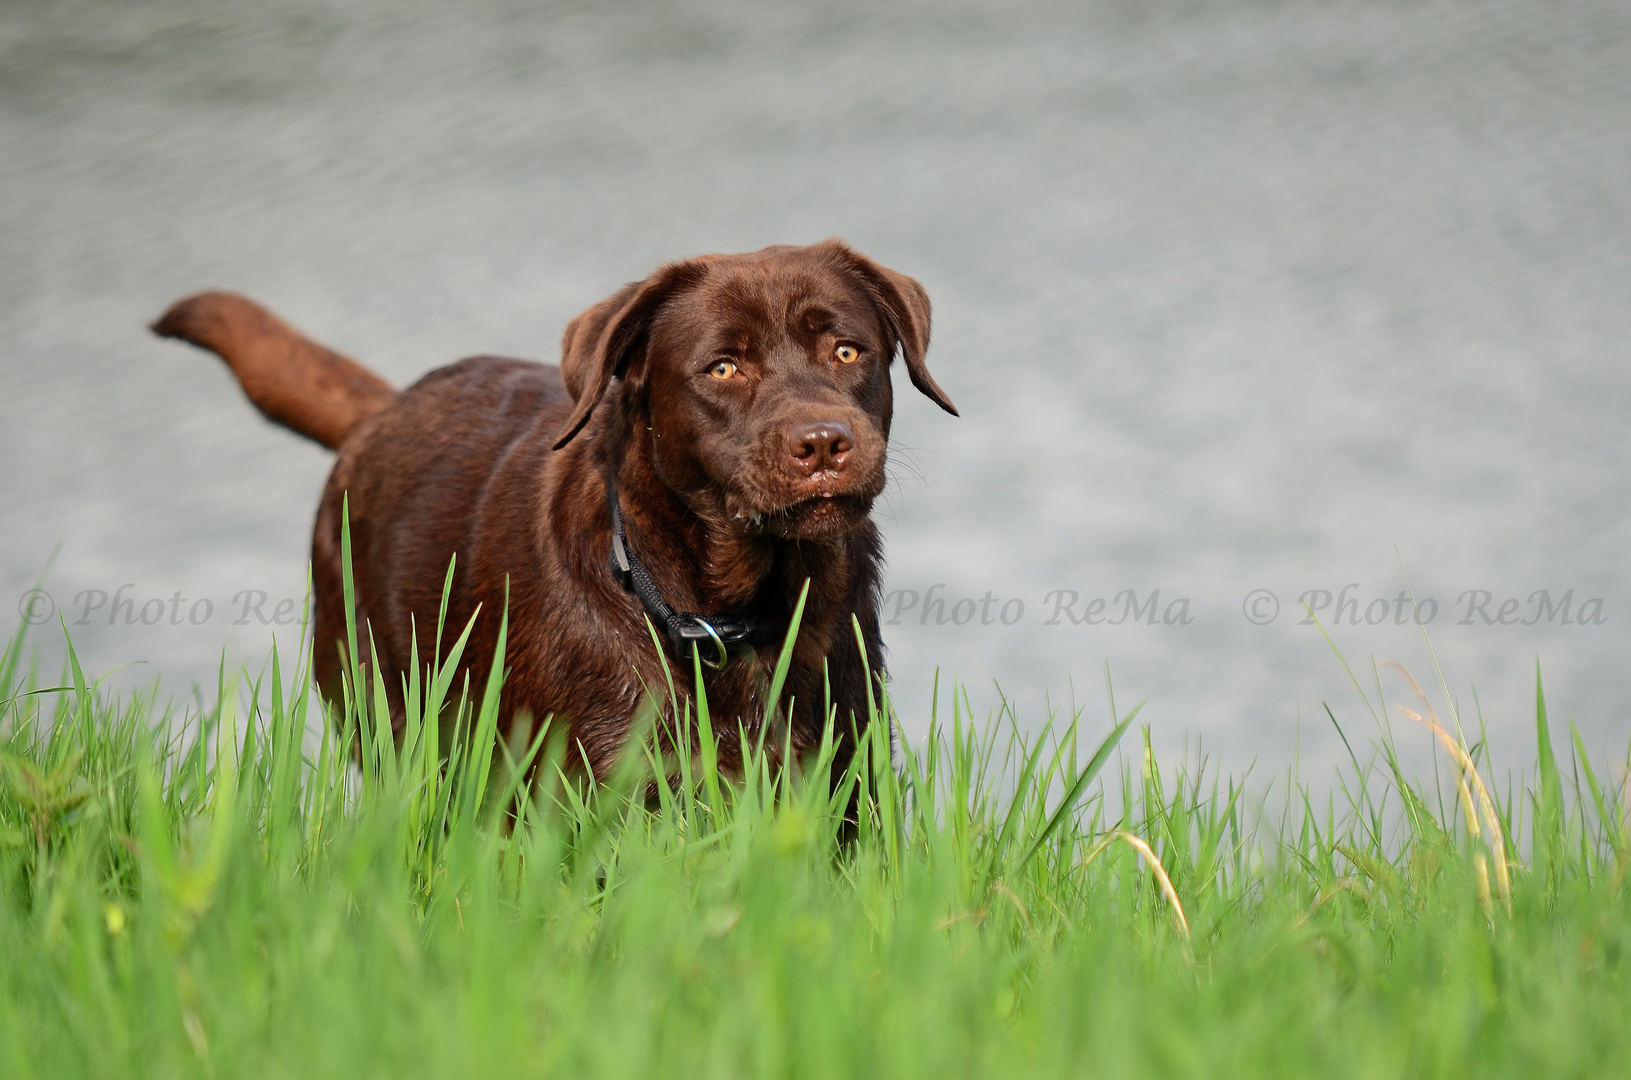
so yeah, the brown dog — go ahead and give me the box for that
[153,241,956,777]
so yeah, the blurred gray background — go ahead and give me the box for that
[3,0,1628,781]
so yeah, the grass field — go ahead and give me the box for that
[2,588,1628,1078]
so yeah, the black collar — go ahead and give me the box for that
[606,478,774,668]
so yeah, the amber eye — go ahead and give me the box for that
[835,344,860,364]
[709,360,738,380]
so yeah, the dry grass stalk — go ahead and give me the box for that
[1082,830,1191,941]
[1386,663,1512,916]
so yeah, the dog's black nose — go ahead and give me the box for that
[789,421,854,473]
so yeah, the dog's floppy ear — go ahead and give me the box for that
[558,283,635,405]
[823,241,958,417]
[553,260,708,450]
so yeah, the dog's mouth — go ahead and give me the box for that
[762,492,872,538]
[726,482,874,539]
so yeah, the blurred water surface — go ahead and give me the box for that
[4,0,1628,777]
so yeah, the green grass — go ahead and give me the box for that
[1,594,1627,1078]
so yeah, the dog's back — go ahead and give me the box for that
[309,356,579,725]
[152,292,398,450]
[151,291,586,734]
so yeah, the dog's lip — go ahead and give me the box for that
[807,470,843,498]
[758,493,870,538]
[728,486,870,531]
[728,474,872,523]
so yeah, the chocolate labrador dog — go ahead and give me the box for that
[153,240,956,777]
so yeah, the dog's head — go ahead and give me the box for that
[554,241,957,540]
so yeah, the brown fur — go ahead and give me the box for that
[153,241,956,778]
[152,292,397,450]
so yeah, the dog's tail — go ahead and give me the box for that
[152,291,398,451]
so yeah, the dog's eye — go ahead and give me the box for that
[709,360,738,380]
[834,345,860,364]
